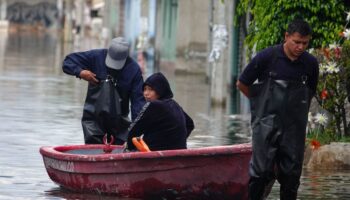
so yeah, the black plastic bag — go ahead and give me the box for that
[82,76,130,144]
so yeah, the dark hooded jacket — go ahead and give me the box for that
[127,72,194,151]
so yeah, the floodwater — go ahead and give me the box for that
[0,30,349,200]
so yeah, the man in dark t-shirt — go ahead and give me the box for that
[237,19,319,200]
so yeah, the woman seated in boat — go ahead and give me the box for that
[126,72,194,151]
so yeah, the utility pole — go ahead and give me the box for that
[63,0,73,42]
[0,0,6,20]
[79,0,85,39]
[206,0,214,113]
[102,0,111,46]
[208,0,229,107]
[207,0,214,83]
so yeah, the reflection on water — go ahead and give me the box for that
[0,31,349,200]
[269,169,350,200]
[45,187,139,200]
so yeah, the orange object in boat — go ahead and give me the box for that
[132,137,151,152]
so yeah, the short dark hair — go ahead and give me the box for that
[287,19,312,36]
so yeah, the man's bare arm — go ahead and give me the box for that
[79,70,99,85]
[236,80,249,98]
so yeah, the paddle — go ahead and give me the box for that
[132,137,151,152]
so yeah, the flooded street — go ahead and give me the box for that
[0,31,349,200]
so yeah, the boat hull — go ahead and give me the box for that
[40,144,252,199]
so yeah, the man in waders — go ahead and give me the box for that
[62,37,145,145]
[236,19,319,200]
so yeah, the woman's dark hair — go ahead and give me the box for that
[287,19,312,36]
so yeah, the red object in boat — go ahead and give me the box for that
[40,144,252,199]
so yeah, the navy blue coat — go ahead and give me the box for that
[127,73,194,151]
[62,49,145,120]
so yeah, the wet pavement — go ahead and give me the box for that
[0,30,349,199]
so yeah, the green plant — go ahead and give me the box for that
[236,0,346,52]
[306,125,337,145]
[311,39,350,138]
[338,136,350,142]
[309,10,350,138]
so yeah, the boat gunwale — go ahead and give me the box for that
[39,143,252,162]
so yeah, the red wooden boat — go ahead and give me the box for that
[40,143,252,199]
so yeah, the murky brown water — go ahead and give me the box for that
[0,31,349,200]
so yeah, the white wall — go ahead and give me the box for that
[176,0,209,55]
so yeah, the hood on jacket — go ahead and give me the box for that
[143,72,173,100]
